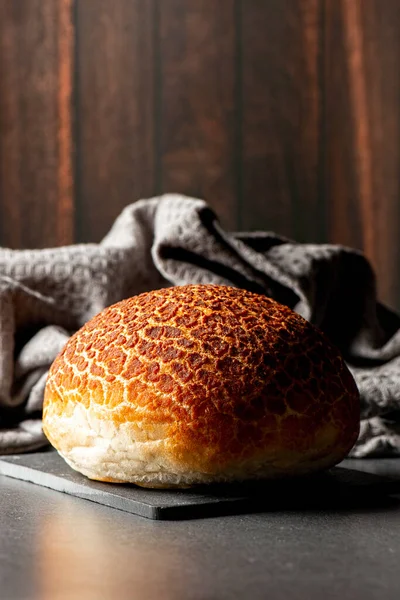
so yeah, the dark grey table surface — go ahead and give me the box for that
[1,458,400,600]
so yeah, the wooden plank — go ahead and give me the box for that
[75,0,156,243]
[325,0,400,309]
[240,0,323,240]
[323,0,364,252]
[159,0,237,230]
[0,0,74,249]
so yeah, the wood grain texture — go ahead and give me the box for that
[0,0,399,309]
[75,0,156,242]
[0,0,74,248]
[240,0,323,241]
[325,0,400,308]
[158,0,238,230]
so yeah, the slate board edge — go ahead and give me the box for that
[0,458,157,519]
[2,453,400,521]
[0,455,253,521]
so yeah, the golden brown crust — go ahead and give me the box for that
[43,284,360,485]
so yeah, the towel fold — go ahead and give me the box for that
[1,194,400,457]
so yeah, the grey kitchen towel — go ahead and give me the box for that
[1,194,400,457]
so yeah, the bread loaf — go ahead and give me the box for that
[43,284,360,488]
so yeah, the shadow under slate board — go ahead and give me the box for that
[1,451,400,520]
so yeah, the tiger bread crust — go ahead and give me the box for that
[42,284,360,488]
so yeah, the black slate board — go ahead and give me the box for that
[1,451,400,520]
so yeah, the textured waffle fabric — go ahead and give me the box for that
[1,195,400,457]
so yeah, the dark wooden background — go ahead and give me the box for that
[0,0,399,309]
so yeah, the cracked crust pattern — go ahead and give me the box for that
[43,285,360,487]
